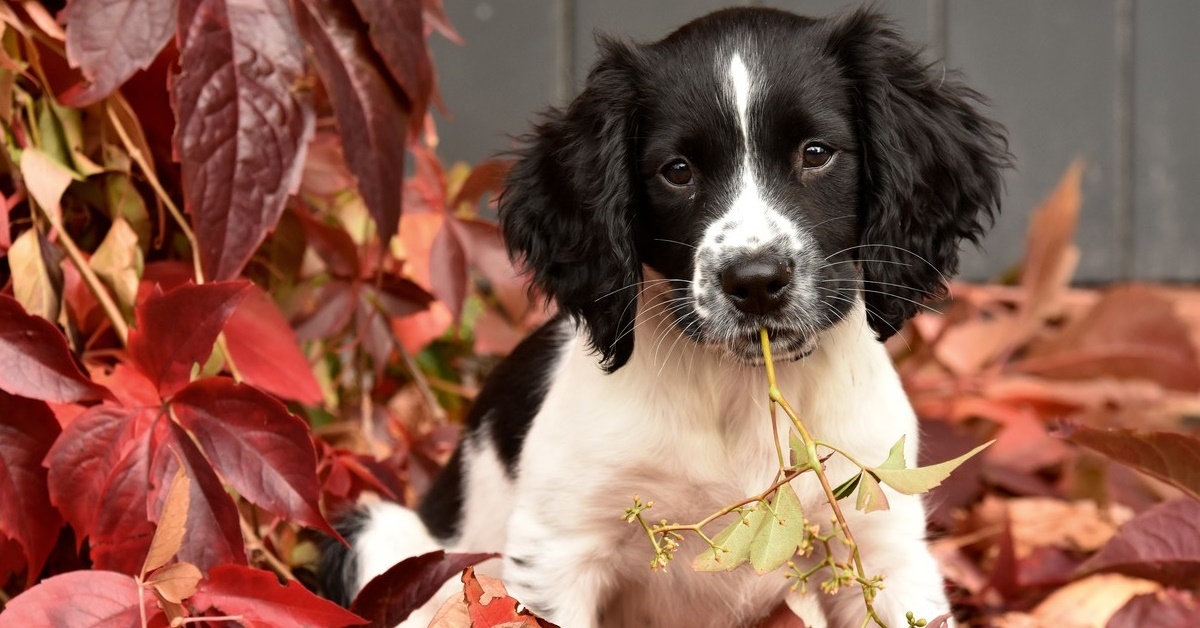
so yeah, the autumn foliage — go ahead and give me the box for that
[0,2,1198,627]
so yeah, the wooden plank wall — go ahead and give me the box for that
[427,1,1197,282]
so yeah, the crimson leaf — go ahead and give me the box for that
[89,420,160,574]
[127,281,250,398]
[0,570,167,628]
[223,284,323,404]
[1077,499,1200,587]
[154,421,247,571]
[62,0,178,106]
[349,0,431,137]
[0,392,63,586]
[171,378,337,538]
[294,0,408,243]
[174,0,314,281]
[192,564,367,627]
[430,220,467,320]
[0,294,112,403]
[1061,425,1200,501]
[46,405,155,544]
[349,550,498,627]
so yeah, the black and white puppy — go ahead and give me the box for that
[324,7,1007,628]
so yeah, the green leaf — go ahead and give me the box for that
[789,431,808,468]
[855,472,890,513]
[832,472,862,500]
[692,507,761,572]
[870,440,994,495]
[879,436,908,470]
[749,484,807,575]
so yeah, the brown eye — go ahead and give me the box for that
[660,159,694,186]
[801,143,834,169]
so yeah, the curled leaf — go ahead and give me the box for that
[141,461,190,577]
[869,438,994,495]
[855,472,890,513]
[693,507,760,572]
[750,484,807,575]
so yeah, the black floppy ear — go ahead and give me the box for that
[499,38,642,372]
[826,10,1011,339]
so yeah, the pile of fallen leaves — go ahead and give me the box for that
[889,161,1200,626]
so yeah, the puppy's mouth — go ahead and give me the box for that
[723,327,818,365]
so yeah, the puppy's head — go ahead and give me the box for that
[501,8,1009,372]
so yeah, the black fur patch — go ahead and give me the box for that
[318,509,369,607]
[417,318,567,540]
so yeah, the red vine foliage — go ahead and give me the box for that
[0,1,538,625]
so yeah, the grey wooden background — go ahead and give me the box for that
[427,0,1199,283]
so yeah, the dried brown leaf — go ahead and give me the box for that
[146,561,202,604]
[141,460,190,576]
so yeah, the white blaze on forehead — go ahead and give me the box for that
[730,53,752,150]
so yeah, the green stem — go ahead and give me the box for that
[759,328,887,628]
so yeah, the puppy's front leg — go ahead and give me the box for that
[502,504,614,628]
[815,493,951,627]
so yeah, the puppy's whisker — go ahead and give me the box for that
[595,278,691,302]
[817,285,938,316]
[611,297,694,346]
[653,238,699,250]
[820,243,953,291]
[817,278,938,299]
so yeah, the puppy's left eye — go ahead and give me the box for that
[801,143,834,169]
[660,159,695,187]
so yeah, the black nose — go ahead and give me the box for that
[719,254,794,315]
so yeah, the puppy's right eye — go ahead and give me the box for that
[660,159,694,187]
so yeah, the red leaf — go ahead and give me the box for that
[350,0,431,137]
[293,206,361,278]
[294,0,408,243]
[171,379,337,537]
[61,0,177,106]
[450,160,511,210]
[155,421,246,571]
[192,564,367,627]
[127,281,250,397]
[430,222,467,320]
[46,405,155,544]
[461,567,554,627]
[1077,499,1200,586]
[223,284,323,404]
[89,420,160,574]
[293,281,357,341]
[1109,590,1199,628]
[1062,426,1200,501]
[1017,285,1200,391]
[349,550,497,626]
[174,0,314,281]
[0,391,63,586]
[0,570,166,628]
[421,0,462,45]
[0,294,113,403]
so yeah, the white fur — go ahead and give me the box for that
[354,297,950,627]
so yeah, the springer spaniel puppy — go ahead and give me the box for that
[323,7,1007,628]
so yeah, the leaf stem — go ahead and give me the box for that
[33,210,130,343]
[238,514,296,581]
[760,328,886,627]
[104,102,205,283]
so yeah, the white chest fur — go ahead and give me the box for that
[452,303,944,628]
